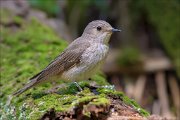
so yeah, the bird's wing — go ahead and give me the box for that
[30,41,90,82]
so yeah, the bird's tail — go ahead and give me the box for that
[13,79,38,96]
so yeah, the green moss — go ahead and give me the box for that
[97,87,150,117]
[89,97,109,106]
[34,94,74,112]
[57,82,82,95]
[0,8,68,119]
[0,103,16,120]
[11,88,109,119]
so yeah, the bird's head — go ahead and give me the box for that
[82,20,121,44]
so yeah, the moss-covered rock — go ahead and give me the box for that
[1,85,149,119]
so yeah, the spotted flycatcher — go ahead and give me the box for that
[13,20,121,96]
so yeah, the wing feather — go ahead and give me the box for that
[30,40,90,82]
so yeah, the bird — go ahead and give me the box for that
[13,20,121,96]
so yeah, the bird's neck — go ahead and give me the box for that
[81,33,111,45]
[81,33,95,39]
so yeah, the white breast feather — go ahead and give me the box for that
[61,43,109,81]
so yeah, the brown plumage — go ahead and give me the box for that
[13,20,121,96]
[13,41,90,96]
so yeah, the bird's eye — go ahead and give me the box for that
[97,26,101,31]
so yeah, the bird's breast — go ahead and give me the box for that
[81,43,109,65]
[61,43,109,81]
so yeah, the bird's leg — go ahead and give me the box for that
[74,82,83,91]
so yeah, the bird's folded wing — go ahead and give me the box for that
[30,41,90,82]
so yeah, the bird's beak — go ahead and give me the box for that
[112,28,121,32]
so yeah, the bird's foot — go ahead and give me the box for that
[74,82,83,91]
